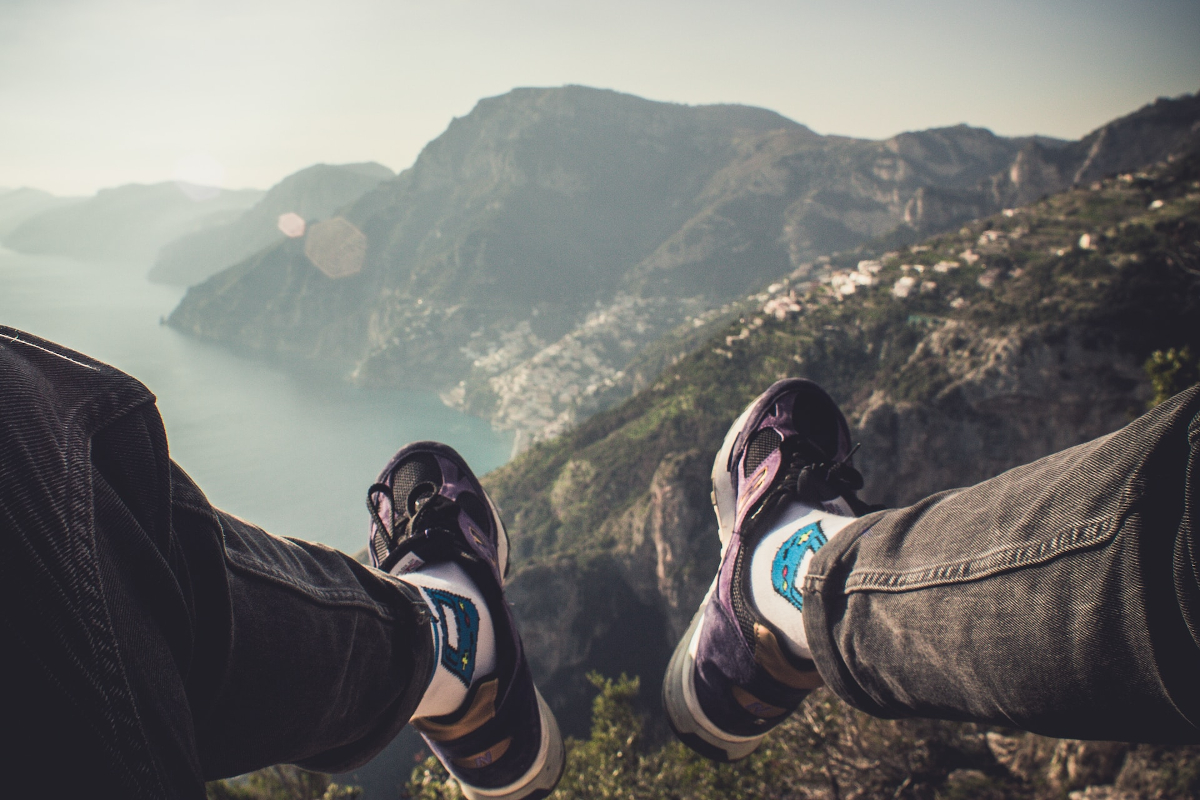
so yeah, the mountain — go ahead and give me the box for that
[482,149,1200,737]
[169,87,804,375]
[4,182,262,267]
[991,93,1200,209]
[168,89,1200,453]
[148,162,394,286]
[160,88,1151,449]
[0,187,84,240]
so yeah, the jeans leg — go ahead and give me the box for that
[0,328,434,797]
[803,385,1200,743]
[184,489,435,778]
[1,329,200,798]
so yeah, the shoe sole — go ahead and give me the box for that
[661,579,766,763]
[459,688,565,800]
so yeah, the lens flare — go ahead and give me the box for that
[278,212,306,238]
[304,217,366,278]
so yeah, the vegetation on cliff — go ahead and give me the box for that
[462,150,1199,795]
[407,676,1200,800]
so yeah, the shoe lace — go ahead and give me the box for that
[367,485,462,571]
[746,436,871,529]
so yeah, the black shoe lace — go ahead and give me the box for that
[746,437,875,530]
[367,486,462,572]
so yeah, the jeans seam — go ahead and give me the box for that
[840,515,1117,593]
[223,549,401,619]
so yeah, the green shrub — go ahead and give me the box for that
[1145,346,1199,408]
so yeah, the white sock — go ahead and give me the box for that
[748,501,856,661]
[395,562,497,719]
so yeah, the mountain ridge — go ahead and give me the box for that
[4,182,262,268]
[148,162,394,286]
[167,87,1200,452]
[0,187,85,240]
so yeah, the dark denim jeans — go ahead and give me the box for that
[0,328,434,799]
[805,384,1200,742]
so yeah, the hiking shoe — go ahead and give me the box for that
[367,441,564,800]
[662,379,872,761]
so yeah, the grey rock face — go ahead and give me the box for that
[853,323,1148,507]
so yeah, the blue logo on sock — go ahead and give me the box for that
[771,521,827,611]
[424,588,480,687]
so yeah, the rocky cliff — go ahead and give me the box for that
[169,88,1199,449]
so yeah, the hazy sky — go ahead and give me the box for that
[3,0,1198,196]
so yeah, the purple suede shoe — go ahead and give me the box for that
[662,380,872,761]
[368,442,564,800]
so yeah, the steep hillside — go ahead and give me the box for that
[4,182,262,267]
[990,93,1200,208]
[166,88,1200,450]
[0,187,83,239]
[149,162,393,286]
[482,150,1200,736]
[170,87,806,379]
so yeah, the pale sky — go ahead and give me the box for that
[2,0,1198,196]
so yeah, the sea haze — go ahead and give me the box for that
[0,248,512,554]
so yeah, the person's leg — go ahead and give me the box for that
[665,379,1200,763]
[364,441,565,800]
[1,328,195,798]
[663,379,868,761]
[804,384,1200,743]
[0,328,433,798]
[186,489,435,779]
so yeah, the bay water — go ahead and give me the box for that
[0,248,513,555]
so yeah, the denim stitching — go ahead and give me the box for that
[841,516,1115,593]
[224,548,400,618]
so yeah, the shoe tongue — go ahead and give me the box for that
[790,393,840,460]
[456,490,491,532]
[391,455,443,516]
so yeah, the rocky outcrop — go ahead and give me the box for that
[503,448,715,731]
[853,323,1148,506]
[989,93,1200,209]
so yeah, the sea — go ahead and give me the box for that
[0,247,513,556]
